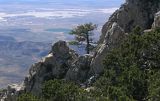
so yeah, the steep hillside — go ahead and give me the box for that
[1,0,160,101]
[90,0,160,75]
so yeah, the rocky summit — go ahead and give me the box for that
[90,0,160,75]
[1,0,160,101]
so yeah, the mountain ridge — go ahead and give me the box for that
[1,0,160,100]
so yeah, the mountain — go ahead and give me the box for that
[0,0,123,88]
[90,0,160,75]
[2,0,160,100]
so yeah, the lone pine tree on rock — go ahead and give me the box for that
[70,23,97,54]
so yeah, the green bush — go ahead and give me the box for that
[42,79,89,101]
[17,93,39,101]
[93,27,160,100]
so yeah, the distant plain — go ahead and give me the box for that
[0,0,124,87]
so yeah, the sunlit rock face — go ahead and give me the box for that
[24,41,77,95]
[90,0,160,75]
[0,83,25,101]
[24,41,92,96]
[152,11,160,28]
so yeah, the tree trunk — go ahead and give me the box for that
[86,33,90,54]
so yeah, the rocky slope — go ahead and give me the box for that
[1,41,93,100]
[89,0,160,75]
[24,41,92,96]
[2,0,160,100]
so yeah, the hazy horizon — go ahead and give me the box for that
[0,0,124,88]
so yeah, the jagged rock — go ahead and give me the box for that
[152,11,160,28]
[109,0,159,39]
[100,0,160,43]
[24,41,78,96]
[51,41,71,59]
[24,41,93,96]
[1,83,25,101]
[90,0,160,75]
[65,54,92,83]
[90,22,125,75]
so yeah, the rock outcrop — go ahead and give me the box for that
[152,11,160,28]
[24,41,92,96]
[2,0,160,100]
[65,54,92,83]
[1,41,93,100]
[89,0,160,75]
[1,83,25,101]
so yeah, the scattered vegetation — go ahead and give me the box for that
[42,79,81,101]
[18,27,160,101]
[17,93,39,101]
[93,27,160,101]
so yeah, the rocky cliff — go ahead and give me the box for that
[89,0,160,75]
[2,0,160,100]
[1,41,93,100]
[24,41,92,96]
